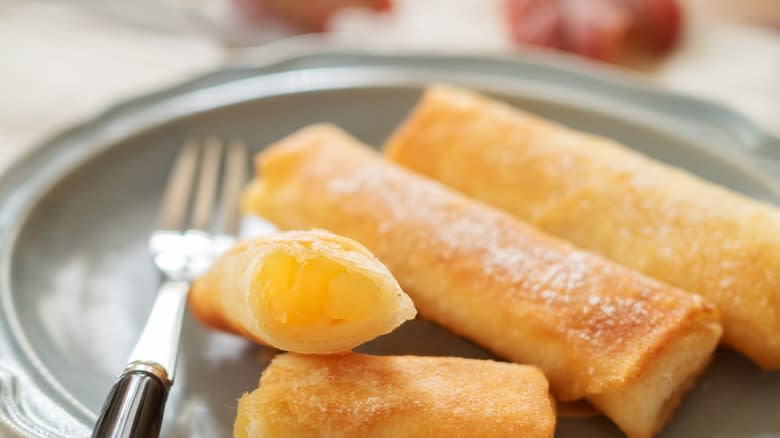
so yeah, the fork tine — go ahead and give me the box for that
[218,140,248,235]
[159,140,199,230]
[190,137,223,230]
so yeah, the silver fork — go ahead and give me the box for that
[92,138,248,438]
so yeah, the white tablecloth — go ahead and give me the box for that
[1,1,779,173]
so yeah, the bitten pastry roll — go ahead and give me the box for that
[384,84,780,368]
[189,230,416,354]
[244,125,722,438]
[234,353,556,438]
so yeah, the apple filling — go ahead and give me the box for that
[255,250,383,326]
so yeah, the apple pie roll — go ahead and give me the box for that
[244,125,722,438]
[234,353,556,438]
[384,84,780,368]
[189,230,416,354]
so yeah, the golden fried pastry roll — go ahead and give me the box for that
[384,84,780,368]
[189,230,416,354]
[234,353,556,438]
[244,125,722,438]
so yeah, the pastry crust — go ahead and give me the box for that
[245,125,722,438]
[189,230,416,354]
[384,84,780,369]
[234,353,556,438]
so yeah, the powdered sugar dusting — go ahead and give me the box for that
[327,169,376,194]
[256,354,551,436]
[298,145,706,363]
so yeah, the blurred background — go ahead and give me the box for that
[1,0,778,170]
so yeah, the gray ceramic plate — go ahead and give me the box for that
[2,40,780,437]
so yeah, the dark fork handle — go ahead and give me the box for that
[92,368,168,438]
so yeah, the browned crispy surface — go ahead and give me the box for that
[540,165,780,369]
[234,353,556,438]
[384,84,780,368]
[245,125,722,437]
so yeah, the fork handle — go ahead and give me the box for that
[92,366,168,438]
[92,280,190,438]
